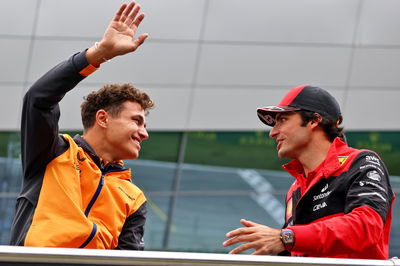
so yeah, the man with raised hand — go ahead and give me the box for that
[10,1,154,249]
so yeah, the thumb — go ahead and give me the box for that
[131,33,148,51]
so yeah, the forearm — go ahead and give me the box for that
[26,51,92,104]
[289,206,384,256]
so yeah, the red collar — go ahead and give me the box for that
[282,137,349,181]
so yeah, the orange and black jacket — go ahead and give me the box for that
[10,51,147,249]
[282,138,395,259]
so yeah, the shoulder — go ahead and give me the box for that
[351,150,388,175]
[118,179,147,212]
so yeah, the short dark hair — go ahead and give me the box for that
[81,83,154,131]
[299,110,346,142]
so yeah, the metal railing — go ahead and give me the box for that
[0,245,398,266]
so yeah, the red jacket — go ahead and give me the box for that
[283,138,395,259]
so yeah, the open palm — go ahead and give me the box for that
[101,2,148,58]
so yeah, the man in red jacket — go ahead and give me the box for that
[223,85,395,259]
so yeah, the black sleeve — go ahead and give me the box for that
[21,51,90,180]
[115,202,147,250]
[345,151,394,222]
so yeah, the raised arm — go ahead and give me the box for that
[21,1,148,180]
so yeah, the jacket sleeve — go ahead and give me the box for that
[21,51,97,179]
[288,152,394,257]
[115,202,147,250]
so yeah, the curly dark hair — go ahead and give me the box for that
[81,83,154,131]
[299,110,346,143]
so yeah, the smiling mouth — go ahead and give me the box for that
[276,139,283,151]
[131,137,141,149]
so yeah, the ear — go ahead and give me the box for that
[95,109,108,129]
[309,113,322,128]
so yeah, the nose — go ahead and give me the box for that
[139,126,149,141]
[269,125,278,139]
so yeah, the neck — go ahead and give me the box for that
[298,136,332,177]
[82,130,114,162]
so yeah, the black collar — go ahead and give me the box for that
[73,134,125,172]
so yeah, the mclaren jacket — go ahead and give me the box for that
[282,137,394,259]
[10,51,147,249]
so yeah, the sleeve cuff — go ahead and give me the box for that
[288,224,319,253]
[79,64,99,77]
[72,50,99,77]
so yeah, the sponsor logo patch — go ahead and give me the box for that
[359,181,385,192]
[118,186,135,201]
[264,114,275,125]
[313,202,327,212]
[313,191,331,201]
[77,151,86,162]
[337,156,348,165]
[365,155,381,166]
[360,164,385,175]
[366,170,381,182]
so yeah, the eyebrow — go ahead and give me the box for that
[275,111,296,120]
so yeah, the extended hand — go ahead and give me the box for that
[86,1,148,66]
[223,219,285,255]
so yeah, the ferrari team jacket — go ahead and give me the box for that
[9,51,147,249]
[283,137,395,259]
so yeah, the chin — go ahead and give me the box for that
[277,150,290,159]
[129,151,139,160]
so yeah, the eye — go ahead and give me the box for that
[277,116,287,123]
[131,116,144,125]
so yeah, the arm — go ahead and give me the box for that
[115,202,147,250]
[289,205,384,256]
[21,1,148,179]
[223,219,285,255]
[21,52,90,179]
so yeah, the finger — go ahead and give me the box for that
[226,226,257,238]
[126,4,141,25]
[241,219,261,227]
[130,33,148,51]
[223,233,255,247]
[129,13,145,31]
[120,1,135,23]
[226,228,242,238]
[222,237,240,247]
[113,3,128,22]
[229,243,253,254]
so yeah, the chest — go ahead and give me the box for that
[286,172,354,226]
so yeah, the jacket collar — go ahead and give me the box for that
[283,137,349,181]
[73,134,125,172]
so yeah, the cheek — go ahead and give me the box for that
[292,129,310,144]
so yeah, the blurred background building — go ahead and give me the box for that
[0,0,399,256]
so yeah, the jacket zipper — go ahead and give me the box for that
[84,175,105,216]
[79,175,104,248]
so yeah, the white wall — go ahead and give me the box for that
[0,0,399,131]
